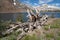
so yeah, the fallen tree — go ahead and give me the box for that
[2,9,49,40]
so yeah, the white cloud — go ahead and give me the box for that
[49,3,60,7]
[54,3,60,6]
[39,0,53,4]
[24,1,30,4]
[39,1,44,4]
[24,1,39,6]
[23,1,31,6]
[34,3,38,5]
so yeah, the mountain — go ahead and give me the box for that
[36,4,60,12]
[48,5,60,10]
[0,0,26,13]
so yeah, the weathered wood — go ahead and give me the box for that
[2,9,49,40]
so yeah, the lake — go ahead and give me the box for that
[0,12,60,22]
[41,12,60,18]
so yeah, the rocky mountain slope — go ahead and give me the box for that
[0,0,26,13]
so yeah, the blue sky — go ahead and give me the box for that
[18,0,60,7]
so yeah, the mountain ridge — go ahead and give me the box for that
[0,0,26,13]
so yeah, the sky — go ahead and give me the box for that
[18,0,60,7]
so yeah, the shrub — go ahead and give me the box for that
[46,33,54,38]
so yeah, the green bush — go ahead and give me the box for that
[0,31,21,40]
[0,20,11,31]
[50,22,60,28]
[44,25,49,30]
[16,13,24,22]
[55,36,60,40]
[46,33,54,38]
[0,20,11,37]
[58,32,60,36]
[22,34,39,40]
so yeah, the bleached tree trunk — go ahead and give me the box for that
[2,8,49,40]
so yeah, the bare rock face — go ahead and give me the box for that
[0,0,25,13]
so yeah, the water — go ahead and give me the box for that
[0,12,28,22]
[40,12,60,18]
[0,12,60,22]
